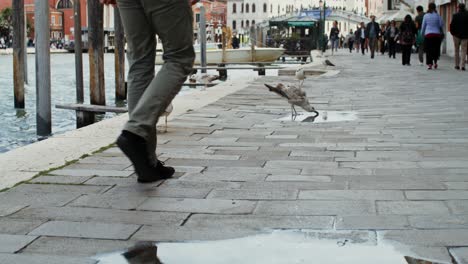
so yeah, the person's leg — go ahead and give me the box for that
[461,39,468,70]
[426,37,434,66]
[406,45,411,65]
[117,0,158,162]
[418,42,424,64]
[402,45,406,65]
[361,38,365,54]
[453,36,461,68]
[124,0,195,144]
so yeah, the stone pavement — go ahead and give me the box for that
[1,51,468,263]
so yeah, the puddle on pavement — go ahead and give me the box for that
[94,230,437,264]
[276,111,358,123]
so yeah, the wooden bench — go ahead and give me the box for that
[56,103,128,128]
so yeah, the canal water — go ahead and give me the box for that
[0,53,272,153]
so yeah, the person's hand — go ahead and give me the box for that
[100,0,117,6]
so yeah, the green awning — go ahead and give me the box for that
[287,21,316,27]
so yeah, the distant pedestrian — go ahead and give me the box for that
[379,24,386,55]
[346,30,355,53]
[358,22,366,55]
[329,21,340,55]
[450,3,468,71]
[422,2,444,70]
[354,26,361,53]
[415,5,425,65]
[232,34,240,49]
[399,15,417,66]
[366,15,381,59]
[386,20,398,59]
[101,0,196,183]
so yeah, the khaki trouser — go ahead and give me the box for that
[454,36,468,68]
[117,0,195,162]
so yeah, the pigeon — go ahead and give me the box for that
[265,83,319,120]
[323,59,335,66]
[295,68,305,88]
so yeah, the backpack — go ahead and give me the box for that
[401,27,414,44]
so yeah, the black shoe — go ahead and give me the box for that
[455,66,460,70]
[153,160,175,180]
[462,67,466,71]
[117,130,162,183]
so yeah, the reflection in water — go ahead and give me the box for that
[277,111,358,123]
[15,109,27,118]
[95,230,431,264]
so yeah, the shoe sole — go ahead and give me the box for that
[117,135,162,183]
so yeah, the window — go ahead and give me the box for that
[57,0,73,9]
[246,20,250,28]
[277,5,280,14]
[233,3,237,13]
[252,4,256,13]
[58,16,62,26]
[246,3,249,13]
[270,4,273,13]
[252,20,255,25]
[196,13,200,23]
[51,16,56,25]
[241,20,244,28]
[263,3,267,12]
[233,20,236,29]
[241,3,244,13]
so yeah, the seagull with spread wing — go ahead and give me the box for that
[265,83,319,121]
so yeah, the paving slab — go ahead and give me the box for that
[0,218,45,235]
[449,248,468,264]
[254,200,375,216]
[20,237,129,257]
[0,254,97,264]
[207,189,298,200]
[299,190,404,200]
[336,215,410,230]
[138,198,257,214]
[11,206,189,226]
[184,214,334,229]
[29,220,141,240]
[377,201,450,215]
[0,234,38,253]
[131,225,261,242]
[69,194,149,210]
[381,230,468,247]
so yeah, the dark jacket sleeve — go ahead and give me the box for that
[450,13,459,37]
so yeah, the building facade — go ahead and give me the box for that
[0,0,114,41]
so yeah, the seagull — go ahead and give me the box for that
[189,74,220,84]
[159,103,173,132]
[323,59,335,67]
[265,83,319,120]
[295,68,305,88]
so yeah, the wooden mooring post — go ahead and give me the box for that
[35,0,52,136]
[87,0,106,106]
[23,9,28,84]
[12,0,25,108]
[199,5,207,74]
[114,7,126,100]
[73,0,91,128]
